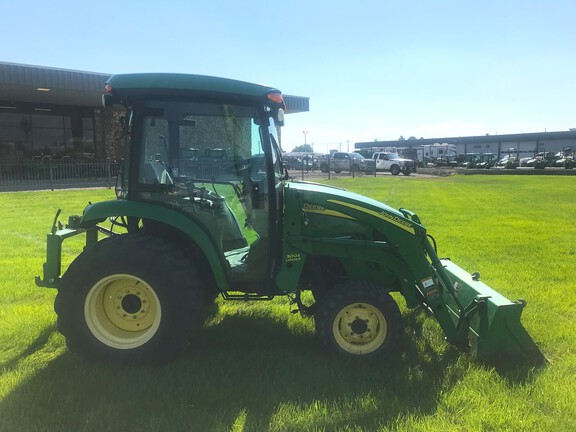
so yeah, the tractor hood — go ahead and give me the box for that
[284,181,425,238]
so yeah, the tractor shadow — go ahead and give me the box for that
[0,307,544,431]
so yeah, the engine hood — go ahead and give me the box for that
[284,180,423,236]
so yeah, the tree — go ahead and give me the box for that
[291,144,313,153]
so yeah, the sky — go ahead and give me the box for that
[2,0,575,153]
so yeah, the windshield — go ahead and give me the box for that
[137,101,263,179]
[388,153,400,160]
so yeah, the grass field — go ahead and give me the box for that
[0,175,574,431]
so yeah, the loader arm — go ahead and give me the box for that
[279,182,544,362]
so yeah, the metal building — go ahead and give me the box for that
[356,131,576,160]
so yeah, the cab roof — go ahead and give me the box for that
[106,73,281,99]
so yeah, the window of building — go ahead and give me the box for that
[0,105,95,160]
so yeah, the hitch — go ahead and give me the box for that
[35,210,98,288]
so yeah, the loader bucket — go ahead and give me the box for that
[439,259,544,363]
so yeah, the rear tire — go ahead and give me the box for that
[55,233,205,364]
[315,281,402,357]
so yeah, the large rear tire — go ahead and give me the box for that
[55,233,204,364]
[315,281,402,357]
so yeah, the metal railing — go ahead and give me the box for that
[286,158,377,181]
[0,160,120,191]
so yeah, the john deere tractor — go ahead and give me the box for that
[36,73,543,365]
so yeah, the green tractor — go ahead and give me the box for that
[497,148,520,169]
[523,151,557,169]
[36,73,543,365]
[552,147,575,169]
[476,153,497,169]
[460,153,480,168]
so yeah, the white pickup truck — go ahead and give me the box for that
[372,152,416,175]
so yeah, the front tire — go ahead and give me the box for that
[315,282,402,357]
[390,165,401,176]
[55,233,205,364]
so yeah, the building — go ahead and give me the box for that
[0,62,309,162]
[356,131,576,160]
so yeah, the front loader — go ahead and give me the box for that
[36,73,543,364]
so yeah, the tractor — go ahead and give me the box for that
[476,153,497,169]
[496,148,520,169]
[460,153,480,168]
[552,147,575,169]
[36,73,543,365]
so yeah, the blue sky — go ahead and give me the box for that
[2,1,575,153]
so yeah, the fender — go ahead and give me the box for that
[81,199,229,291]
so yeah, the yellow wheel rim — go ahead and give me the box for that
[84,274,161,349]
[332,302,387,355]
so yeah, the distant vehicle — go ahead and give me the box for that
[371,152,415,175]
[476,153,498,169]
[521,151,557,169]
[553,147,575,169]
[417,144,458,166]
[319,152,373,173]
[460,153,481,168]
[496,148,520,169]
[286,155,318,170]
[429,155,459,168]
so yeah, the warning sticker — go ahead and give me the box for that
[422,277,439,299]
[422,277,434,288]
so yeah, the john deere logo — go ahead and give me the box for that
[378,211,414,231]
[303,203,325,212]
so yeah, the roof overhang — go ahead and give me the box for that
[0,62,309,113]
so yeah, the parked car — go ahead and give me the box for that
[319,152,373,173]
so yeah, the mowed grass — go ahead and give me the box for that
[0,175,574,432]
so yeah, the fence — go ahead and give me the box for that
[0,160,120,191]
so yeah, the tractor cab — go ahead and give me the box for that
[104,74,286,292]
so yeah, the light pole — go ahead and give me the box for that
[303,130,308,146]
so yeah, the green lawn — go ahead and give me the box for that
[0,176,574,431]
